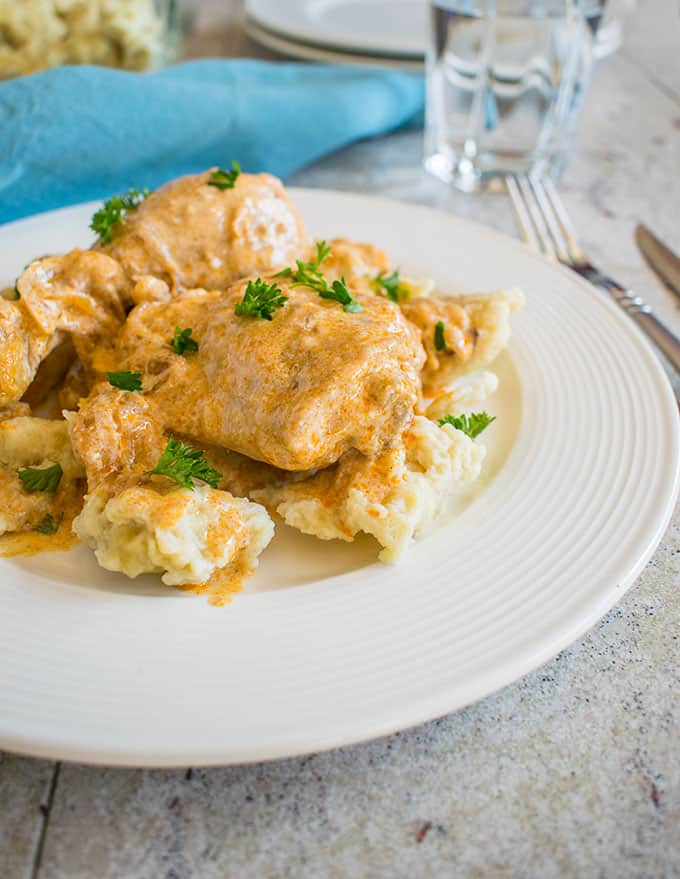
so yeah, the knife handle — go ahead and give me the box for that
[600,278,680,375]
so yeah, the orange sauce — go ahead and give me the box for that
[0,491,83,558]
[180,564,251,606]
[0,515,80,557]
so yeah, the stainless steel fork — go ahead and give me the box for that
[507,174,680,374]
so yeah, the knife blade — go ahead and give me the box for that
[635,223,680,302]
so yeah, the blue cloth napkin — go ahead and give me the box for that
[0,60,424,225]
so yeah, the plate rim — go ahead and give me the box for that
[244,17,424,70]
[0,188,678,767]
[245,0,427,60]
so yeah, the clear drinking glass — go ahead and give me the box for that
[425,0,599,190]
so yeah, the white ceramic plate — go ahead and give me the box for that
[246,0,428,59]
[0,190,677,767]
[245,18,424,70]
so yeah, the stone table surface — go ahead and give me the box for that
[2,2,679,878]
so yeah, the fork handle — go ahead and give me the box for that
[592,275,680,373]
[628,311,680,374]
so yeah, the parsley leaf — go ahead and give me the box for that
[313,240,332,267]
[207,161,241,190]
[33,512,64,535]
[372,270,407,303]
[234,278,287,320]
[275,240,331,282]
[172,326,198,356]
[434,320,450,352]
[90,188,150,244]
[146,437,221,490]
[107,371,143,392]
[18,462,63,493]
[277,243,362,314]
[438,412,496,440]
[318,278,362,313]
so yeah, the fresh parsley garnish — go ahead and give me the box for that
[90,188,150,244]
[146,437,221,490]
[276,240,331,281]
[310,240,332,269]
[234,278,288,320]
[372,270,407,303]
[33,512,64,535]
[434,320,450,352]
[172,326,198,356]
[438,412,496,439]
[318,278,362,312]
[107,371,143,392]
[276,242,361,314]
[208,161,241,190]
[18,462,63,493]
[12,283,19,300]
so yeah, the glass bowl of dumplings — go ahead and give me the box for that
[0,0,191,78]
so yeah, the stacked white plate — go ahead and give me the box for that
[245,0,427,69]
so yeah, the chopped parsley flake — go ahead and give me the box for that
[18,462,63,493]
[146,437,221,490]
[33,512,64,535]
[90,188,150,244]
[434,320,450,352]
[318,278,362,312]
[372,270,407,303]
[438,412,496,439]
[234,279,287,320]
[276,241,361,313]
[107,371,143,392]
[172,326,199,356]
[207,162,241,190]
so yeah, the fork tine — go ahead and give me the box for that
[541,178,588,265]
[527,176,571,263]
[514,176,556,260]
[506,176,540,253]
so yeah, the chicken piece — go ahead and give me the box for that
[67,387,166,490]
[254,415,485,562]
[101,170,308,293]
[402,288,524,392]
[0,249,130,406]
[0,297,57,407]
[112,278,426,471]
[0,416,85,536]
[74,477,274,588]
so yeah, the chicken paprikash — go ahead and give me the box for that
[0,166,524,603]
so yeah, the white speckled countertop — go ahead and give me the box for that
[2,2,679,877]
